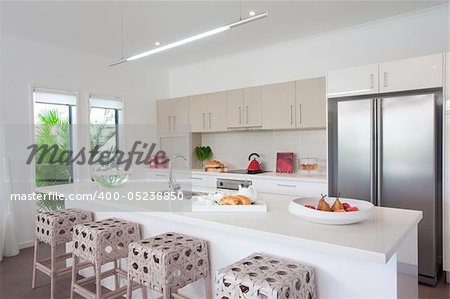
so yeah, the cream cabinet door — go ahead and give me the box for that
[296,77,326,129]
[327,64,378,97]
[226,89,244,128]
[379,54,443,93]
[188,94,208,132]
[171,97,189,133]
[243,86,262,128]
[207,91,227,132]
[262,81,296,130]
[157,100,173,135]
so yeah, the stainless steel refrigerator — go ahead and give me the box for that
[328,91,443,286]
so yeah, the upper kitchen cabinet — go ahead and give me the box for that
[189,92,227,132]
[157,97,189,136]
[379,54,443,93]
[295,77,326,129]
[327,64,378,98]
[227,86,262,129]
[262,81,296,130]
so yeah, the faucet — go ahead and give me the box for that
[168,154,187,192]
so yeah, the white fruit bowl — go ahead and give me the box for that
[288,197,375,225]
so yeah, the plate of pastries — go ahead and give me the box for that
[204,160,228,172]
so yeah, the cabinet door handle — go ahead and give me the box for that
[277,183,297,188]
[290,105,293,124]
[298,104,302,124]
[370,73,375,89]
[155,173,166,177]
[191,177,203,180]
[383,72,388,88]
[246,106,249,124]
[173,115,176,131]
[202,113,206,129]
[168,116,171,131]
[239,107,242,124]
[209,112,212,129]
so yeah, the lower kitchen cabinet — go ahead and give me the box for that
[251,178,327,197]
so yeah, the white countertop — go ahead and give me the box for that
[37,181,422,264]
[160,168,328,183]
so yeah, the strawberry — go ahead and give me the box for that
[304,205,316,210]
[342,203,351,211]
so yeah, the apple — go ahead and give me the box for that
[346,206,359,212]
[342,203,351,211]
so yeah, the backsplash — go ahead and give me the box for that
[201,129,327,173]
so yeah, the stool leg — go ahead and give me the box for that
[31,238,38,289]
[50,244,56,299]
[126,278,132,299]
[114,260,119,290]
[70,254,78,299]
[141,286,148,299]
[95,264,102,299]
[204,275,212,299]
[162,286,171,299]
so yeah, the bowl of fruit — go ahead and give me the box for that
[288,194,375,225]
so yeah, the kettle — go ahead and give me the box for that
[247,153,263,174]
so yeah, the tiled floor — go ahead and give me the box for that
[0,247,108,299]
[1,247,449,298]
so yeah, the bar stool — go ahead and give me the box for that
[32,208,93,299]
[70,218,141,299]
[215,253,316,299]
[127,232,212,299]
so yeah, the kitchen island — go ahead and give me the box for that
[37,181,422,299]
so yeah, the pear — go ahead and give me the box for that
[317,198,331,212]
[331,199,344,212]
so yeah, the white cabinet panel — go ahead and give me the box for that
[380,54,443,93]
[188,94,208,133]
[244,86,262,128]
[226,89,244,128]
[157,97,188,135]
[327,64,379,97]
[296,77,326,129]
[207,92,228,132]
[262,81,296,130]
[252,178,327,197]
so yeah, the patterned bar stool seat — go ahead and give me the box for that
[127,232,212,299]
[215,253,316,299]
[70,218,141,299]
[32,208,93,299]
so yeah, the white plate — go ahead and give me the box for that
[288,197,375,225]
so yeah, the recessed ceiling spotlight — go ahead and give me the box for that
[249,11,256,16]
[155,41,161,46]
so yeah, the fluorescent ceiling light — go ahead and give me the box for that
[111,12,268,66]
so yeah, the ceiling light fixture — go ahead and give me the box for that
[249,11,256,16]
[154,41,161,46]
[110,11,268,66]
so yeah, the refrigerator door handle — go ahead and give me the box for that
[376,99,382,207]
[370,99,375,205]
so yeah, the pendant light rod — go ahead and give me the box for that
[110,11,268,66]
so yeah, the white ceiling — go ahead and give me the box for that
[1,1,446,68]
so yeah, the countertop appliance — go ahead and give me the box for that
[227,169,271,175]
[247,153,263,174]
[328,91,443,286]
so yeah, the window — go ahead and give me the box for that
[33,88,77,186]
[89,95,123,157]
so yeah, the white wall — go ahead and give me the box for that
[201,129,327,173]
[169,4,449,96]
[169,4,449,176]
[0,33,169,248]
